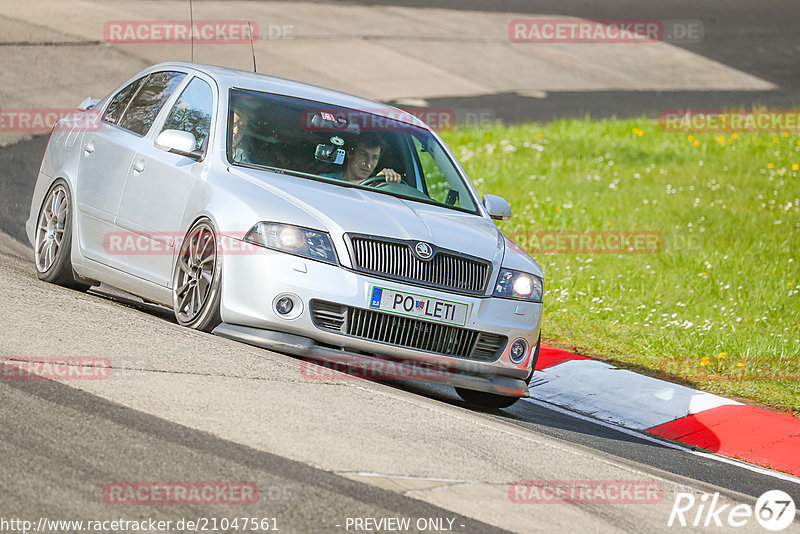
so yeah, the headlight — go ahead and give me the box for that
[244,222,338,264]
[493,268,543,302]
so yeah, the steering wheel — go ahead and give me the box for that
[360,175,388,187]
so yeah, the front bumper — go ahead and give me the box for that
[213,323,530,397]
[218,238,542,395]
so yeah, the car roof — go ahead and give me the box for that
[152,61,428,129]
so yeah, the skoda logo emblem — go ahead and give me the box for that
[414,242,434,260]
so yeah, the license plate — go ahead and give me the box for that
[368,286,470,326]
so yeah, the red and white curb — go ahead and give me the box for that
[525,344,800,477]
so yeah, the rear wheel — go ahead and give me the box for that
[455,387,521,409]
[172,218,222,332]
[34,180,91,291]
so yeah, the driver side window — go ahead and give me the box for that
[412,136,448,202]
[411,135,470,208]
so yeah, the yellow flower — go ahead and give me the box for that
[736,362,745,367]
[688,135,695,142]
[632,127,644,137]
[784,132,790,138]
[796,140,800,147]
[732,133,738,140]
[716,135,726,144]
[772,137,780,144]
[792,164,799,171]
[606,221,612,226]
[555,206,561,211]
[700,357,710,367]
[693,140,700,147]
[536,132,544,139]
[789,282,794,286]
[717,352,726,360]
[768,163,775,169]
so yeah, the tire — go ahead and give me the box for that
[33,180,91,291]
[172,218,222,332]
[455,387,522,409]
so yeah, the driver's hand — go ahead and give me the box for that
[377,168,402,183]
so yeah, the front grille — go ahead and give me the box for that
[348,235,491,295]
[310,300,506,361]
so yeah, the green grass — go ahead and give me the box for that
[440,119,800,415]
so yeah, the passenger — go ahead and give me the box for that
[231,108,256,164]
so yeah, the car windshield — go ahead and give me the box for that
[227,89,479,214]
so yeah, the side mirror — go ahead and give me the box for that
[77,97,100,111]
[483,194,512,221]
[155,130,202,160]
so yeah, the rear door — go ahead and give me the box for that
[76,70,187,265]
[115,73,216,287]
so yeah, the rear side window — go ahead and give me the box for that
[103,76,146,125]
[160,77,214,152]
[118,71,187,136]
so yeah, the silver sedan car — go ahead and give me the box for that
[26,62,543,408]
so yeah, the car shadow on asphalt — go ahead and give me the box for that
[89,284,177,323]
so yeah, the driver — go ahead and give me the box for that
[323,134,402,184]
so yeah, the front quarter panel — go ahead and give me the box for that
[498,232,543,279]
[187,159,330,243]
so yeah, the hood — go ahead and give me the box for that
[230,167,505,267]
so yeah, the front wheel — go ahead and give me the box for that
[172,218,222,332]
[455,388,522,409]
[34,180,91,291]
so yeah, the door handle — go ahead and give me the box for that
[132,159,145,173]
[83,141,94,155]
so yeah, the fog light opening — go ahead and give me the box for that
[272,293,303,320]
[276,297,294,315]
[510,338,528,364]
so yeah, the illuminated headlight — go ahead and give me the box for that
[493,268,543,302]
[244,222,337,264]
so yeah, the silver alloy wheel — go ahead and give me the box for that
[34,184,68,273]
[173,223,217,323]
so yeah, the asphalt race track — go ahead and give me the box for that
[1,134,798,533]
[1,0,800,532]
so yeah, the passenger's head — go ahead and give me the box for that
[231,108,249,146]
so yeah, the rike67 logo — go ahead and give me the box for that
[668,490,796,531]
